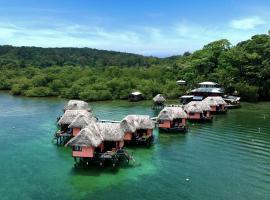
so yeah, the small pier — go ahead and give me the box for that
[54,131,72,145]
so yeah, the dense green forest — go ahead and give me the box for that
[0,33,270,102]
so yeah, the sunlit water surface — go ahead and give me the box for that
[0,93,269,200]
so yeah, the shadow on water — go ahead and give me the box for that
[70,165,120,176]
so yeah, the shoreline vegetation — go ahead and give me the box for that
[0,33,270,102]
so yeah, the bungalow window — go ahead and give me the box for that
[189,113,195,116]
[73,146,82,151]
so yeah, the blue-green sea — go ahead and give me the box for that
[0,92,269,200]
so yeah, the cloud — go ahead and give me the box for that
[0,18,269,57]
[229,16,266,30]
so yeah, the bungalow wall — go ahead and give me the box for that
[221,104,226,111]
[159,120,171,128]
[72,146,95,158]
[124,132,133,141]
[210,105,217,112]
[147,129,153,136]
[159,119,187,128]
[124,129,153,140]
[187,112,201,119]
[181,118,187,125]
[72,128,81,136]
[100,141,124,152]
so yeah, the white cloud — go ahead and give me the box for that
[0,18,269,57]
[229,16,266,30]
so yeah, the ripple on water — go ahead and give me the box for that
[0,93,270,200]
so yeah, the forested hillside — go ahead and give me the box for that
[0,46,159,68]
[0,33,269,101]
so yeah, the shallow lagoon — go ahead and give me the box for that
[0,93,269,200]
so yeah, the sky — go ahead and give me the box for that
[0,0,270,57]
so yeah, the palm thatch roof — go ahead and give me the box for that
[202,96,227,106]
[157,107,187,121]
[58,110,92,125]
[120,115,155,133]
[68,113,97,129]
[153,94,166,103]
[63,100,92,112]
[65,122,103,147]
[66,121,125,147]
[97,122,125,141]
[184,101,211,113]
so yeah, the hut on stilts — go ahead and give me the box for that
[157,107,188,133]
[55,110,93,145]
[68,113,97,136]
[202,96,227,113]
[63,100,92,112]
[152,94,166,109]
[57,100,92,122]
[65,121,134,167]
[128,91,143,102]
[120,115,155,147]
[184,101,213,122]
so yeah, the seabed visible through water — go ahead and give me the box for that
[0,92,269,200]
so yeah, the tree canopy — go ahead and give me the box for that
[0,33,270,102]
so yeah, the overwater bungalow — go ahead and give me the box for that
[128,91,143,102]
[63,100,92,112]
[184,101,213,122]
[55,110,92,144]
[68,113,97,136]
[157,107,188,133]
[202,96,227,113]
[152,94,166,109]
[66,122,133,167]
[120,115,155,146]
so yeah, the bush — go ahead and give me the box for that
[79,89,112,101]
[234,83,259,102]
[24,87,53,97]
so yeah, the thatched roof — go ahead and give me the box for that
[68,113,97,129]
[65,122,103,147]
[157,107,187,121]
[153,94,166,103]
[63,100,91,112]
[58,110,91,125]
[120,115,155,133]
[184,101,211,113]
[66,121,125,147]
[202,96,227,106]
[98,123,125,141]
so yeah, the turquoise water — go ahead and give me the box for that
[0,92,269,200]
